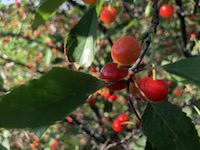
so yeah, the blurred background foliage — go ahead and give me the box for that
[0,0,199,149]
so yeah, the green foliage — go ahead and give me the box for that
[0,0,199,149]
[0,144,7,150]
[163,57,200,86]
[32,0,66,30]
[142,101,200,150]
[0,67,104,128]
[66,7,98,67]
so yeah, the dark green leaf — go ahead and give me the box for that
[142,101,200,150]
[163,57,200,86]
[32,0,66,30]
[0,144,7,150]
[145,139,157,150]
[124,0,133,3]
[67,7,98,67]
[0,67,104,128]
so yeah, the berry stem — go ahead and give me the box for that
[126,83,141,122]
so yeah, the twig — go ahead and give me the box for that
[126,82,141,122]
[0,51,44,74]
[103,129,138,150]
[70,114,105,143]
[90,104,103,126]
[175,0,192,57]
[130,0,159,73]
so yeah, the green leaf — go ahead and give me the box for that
[44,49,52,67]
[0,67,104,128]
[163,57,200,86]
[96,0,104,16]
[145,139,157,150]
[32,0,66,30]
[0,144,7,150]
[142,101,200,150]
[124,0,133,3]
[123,19,139,31]
[66,7,98,67]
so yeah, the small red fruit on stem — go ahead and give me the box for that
[159,4,174,19]
[138,77,169,102]
[100,6,117,23]
[112,119,124,132]
[117,113,129,127]
[109,94,118,101]
[100,62,128,91]
[111,35,142,66]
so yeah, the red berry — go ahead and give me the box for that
[100,6,117,23]
[174,89,181,96]
[112,119,124,132]
[66,117,73,123]
[86,97,95,104]
[109,94,118,101]
[50,139,58,150]
[138,77,169,102]
[106,81,127,91]
[90,66,97,73]
[104,90,110,99]
[15,0,21,7]
[100,62,128,81]
[111,36,142,66]
[159,4,174,19]
[117,114,129,127]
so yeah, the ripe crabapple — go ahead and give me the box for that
[112,119,124,132]
[137,77,169,102]
[111,35,142,66]
[159,4,174,19]
[117,113,129,127]
[100,6,117,23]
[100,62,128,91]
[100,62,128,81]
[109,94,118,101]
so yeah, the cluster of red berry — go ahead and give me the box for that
[112,113,130,132]
[83,0,171,132]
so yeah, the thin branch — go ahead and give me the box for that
[103,130,139,150]
[0,51,44,74]
[70,115,105,143]
[130,0,159,73]
[175,0,192,57]
[126,82,141,122]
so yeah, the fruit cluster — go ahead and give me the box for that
[99,34,169,102]
[100,35,142,91]
[112,113,130,132]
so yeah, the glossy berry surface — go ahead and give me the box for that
[111,36,141,66]
[109,94,118,101]
[138,77,169,102]
[100,6,117,23]
[159,4,174,19]
[86,97,95,104]
[100,62,128,81]
[106,81,126,91]
[117,114,129,127]
[112,119,124,132]
[83,0,95,4]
